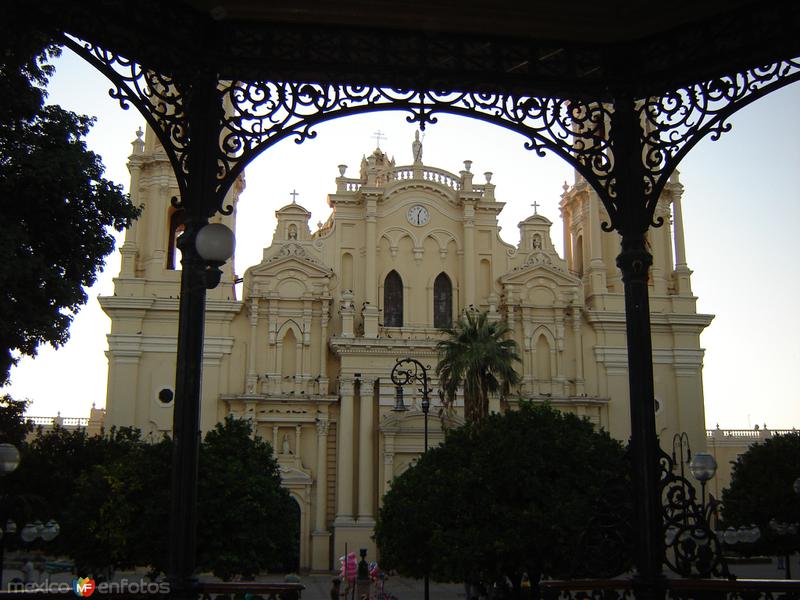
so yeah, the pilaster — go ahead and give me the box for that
[357,377,376,524]
[334,377,356,525]
[463,201,476,307]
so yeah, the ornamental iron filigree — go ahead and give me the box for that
[660,434,730,579]
[639,59,800,204]
[61,35,191,200]
[62,33,800,237]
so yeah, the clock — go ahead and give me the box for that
[407,204,430,226]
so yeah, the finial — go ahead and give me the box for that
[135,126,144,141]
[338,164,347,176]
[289,189,299,204]
[317,221,323,229]
[463,160,472,172]
[531,201,540,215]
[484,172,493,184]
[562,180,569,193]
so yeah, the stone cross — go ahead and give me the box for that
[290,189,299,203]
[531,200,540,215]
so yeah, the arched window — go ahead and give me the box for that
[167,209,186,270]
[574,233,584,277]
[433,273,452,328]
[384,270,403,327]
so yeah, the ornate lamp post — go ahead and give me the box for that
[169,220,235,597]
[688,452,717,513]
[390,358,431,452]
[390,357,431,600]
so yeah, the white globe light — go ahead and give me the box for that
[195,223,235,263]
[20,523,38,543]
[689,452,717,482]
[41,520,60,542]
[723,527,738,545]
[0,443,20,474]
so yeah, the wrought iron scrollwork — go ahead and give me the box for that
[62,32,800,237]
[219,83,614,202]
[660,437,729,579]
[60,34,192,201]
[639,58,800,203]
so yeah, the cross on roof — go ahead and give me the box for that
[290,189,299,204]
[373,129,386,148]
[531,200,540,215]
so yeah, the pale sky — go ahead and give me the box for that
[4,47,799,430]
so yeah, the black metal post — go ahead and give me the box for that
[611,94,666,600]
[168,70,221,600]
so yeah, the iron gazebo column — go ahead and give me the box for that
[610,94,666,600]
[168,70,222,599]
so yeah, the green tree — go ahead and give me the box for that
[63,432,171,578]
[436,310,521,422]
[4,425,146,565]
[7,417,297,579]
[721,432,800,564]
[374,403,632,598]
[0,395,34,446]
[0,28,140,382]
[196,416,299,579]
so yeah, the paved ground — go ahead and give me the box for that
[5,556,798,599]
[258,573,465,600]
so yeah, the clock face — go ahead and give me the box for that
[407,204,430,226]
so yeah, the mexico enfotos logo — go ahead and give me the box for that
[7,577,170,596]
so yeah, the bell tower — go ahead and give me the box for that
[100,126,243,433]
[559,170,693,301]
[115,126,240,298]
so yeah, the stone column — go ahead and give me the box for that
[572,308,585,395]
[319,296,330,392]
[335,377,356,525]
[587,193,608,294]
[670,172,693,296]
[357,377,376,524]
[311,415,331,571]
[246,295,259,393]
[463,201,476,307]
[363,198,379,337]
[120,129,144,278]
[561,188,573,271]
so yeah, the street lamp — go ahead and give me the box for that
[195,222,236,289]
[20,520,60,544]
[390,358,431,453]
[169,219,235,595]
[688,452,717,512]
[389,357,432,600]
[0,445,20,475]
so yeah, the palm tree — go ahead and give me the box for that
[436,310,521,422]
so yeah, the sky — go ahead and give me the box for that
[3,47,799,430]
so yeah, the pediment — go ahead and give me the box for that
[248,245,332,280]
[501,255,579,287]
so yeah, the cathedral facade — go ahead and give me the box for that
[101,129,711,571]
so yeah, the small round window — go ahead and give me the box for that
[158,388,174,405]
